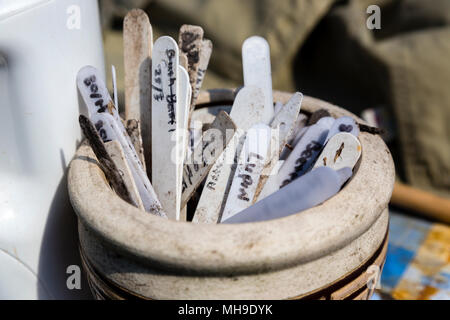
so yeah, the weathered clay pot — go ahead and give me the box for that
[68,89,395,300]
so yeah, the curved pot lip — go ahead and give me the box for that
[68,89,395,275]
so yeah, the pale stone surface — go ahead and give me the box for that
[78,209,388,299]
[192,39,213,105]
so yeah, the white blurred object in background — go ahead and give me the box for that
[0,0,104,299]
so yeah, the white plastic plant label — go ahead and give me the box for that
[313,132,362,171]
[223,167,352,224]
[221,123,272,221]
[192,87,266,224]
[92,112,166,217]
[151,36,181,220]
[242,36,274,124]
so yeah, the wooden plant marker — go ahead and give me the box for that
[254,93,303,203]
[181,111,236,208]
[192,87,265,224]
[152,36,181,220]
[177,65,192,220]
[79,115,135,207]
[92,112,166,217]
[242,36,274,124]
[313,132,362,171]
[105,140,144,210]
[179,52,188,71]
[125,119,146,170]
[123,9,153,172]
[178,25,204,107]
[221,123,272,221]
[192,39,212,106]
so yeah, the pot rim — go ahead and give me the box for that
[68,89,395,274]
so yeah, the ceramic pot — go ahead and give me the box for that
[68,89,395,300]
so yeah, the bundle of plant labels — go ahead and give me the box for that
[76,9,363,224]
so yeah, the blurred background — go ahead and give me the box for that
[98,0,449,300]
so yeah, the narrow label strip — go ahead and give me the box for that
[192,87,266,224]
[242,36,274,124]
[123,9,153,171]
[152,36,180,220]
[221,123,272,221]
[313,132,362,171]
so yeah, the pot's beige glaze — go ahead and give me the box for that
[68,90,395,299]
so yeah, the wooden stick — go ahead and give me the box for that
[105,140,145,210]
[125,119,146,171]
[192,39,212,106]
[79,115,136,207]
[124,8,153,173]
[391,181,450,224]
[178,24,204,108]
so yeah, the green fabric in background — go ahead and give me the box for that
[100,0,450,199]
